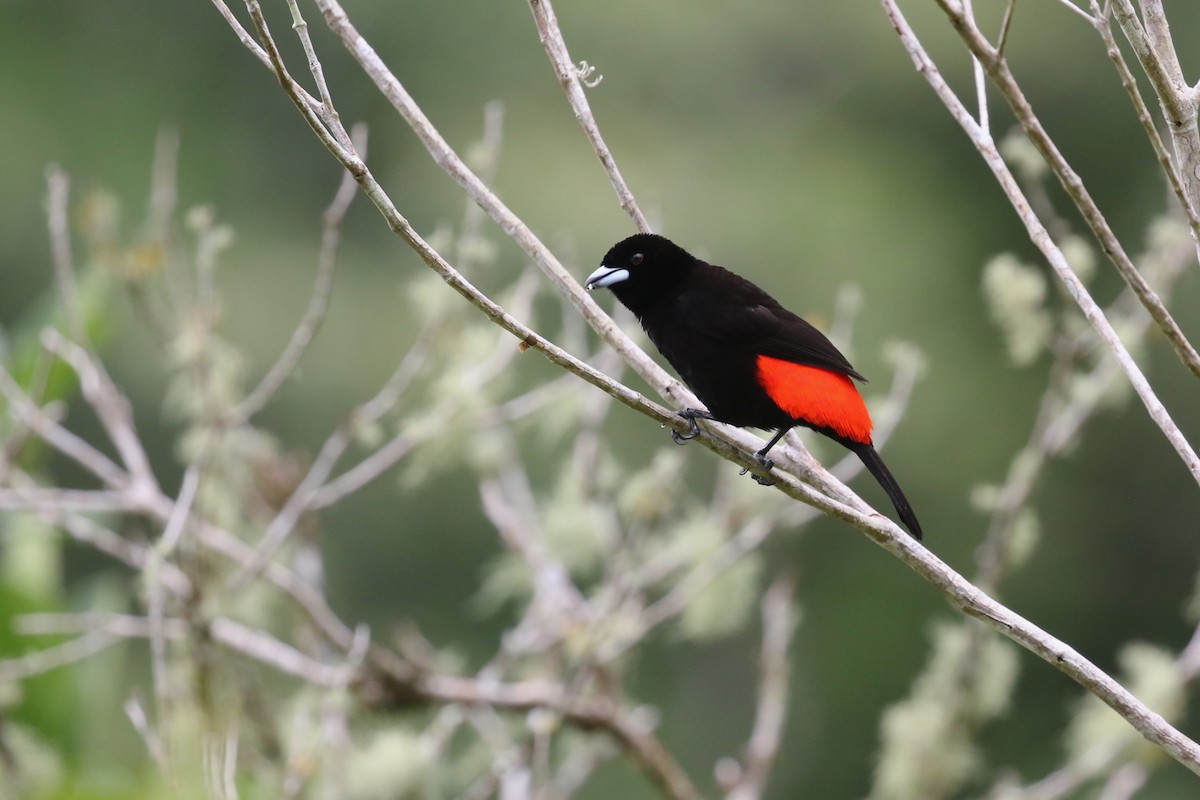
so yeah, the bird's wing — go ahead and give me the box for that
[678,266,866,381]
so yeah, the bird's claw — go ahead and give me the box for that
[671,417,701,445]
[740,453,776,486]
[669,408,712,445]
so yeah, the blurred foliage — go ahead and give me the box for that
[2,0,1200,798]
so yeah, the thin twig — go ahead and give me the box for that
[0,486,137,512]
[209,0,324,116]
[1110,0,1200,264]
[311,0,675,399]
[159,462,202,556]
[41,329,161,502]
[1096,762,1148,800]
[525,0,650,231]
[996,0,1019,58]
[229,123,367,425]
[13,612,187,638]
[45,166,86,344]
[284,0,352,152]
[0,631,125,681]
[1052,0,1098,23]
[147,128,180,235]
[210,617,352,687]
[723,575,797,800]
[416,674,701,800]
[0,363,127,489]
[1093,2,1200,254]
[58,512,193,596]
[126,695,168,767]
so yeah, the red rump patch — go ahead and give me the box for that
[755,355,873,444]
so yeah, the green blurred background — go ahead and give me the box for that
[3,0,1200,797]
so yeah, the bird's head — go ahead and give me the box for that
[585,233,697,316]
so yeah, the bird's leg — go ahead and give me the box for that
[670,408,717,445]
[739,427,790,486]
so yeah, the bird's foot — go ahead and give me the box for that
[669,408,715,445]
[739,451,776,486]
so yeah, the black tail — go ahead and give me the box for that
[850,443,922,541]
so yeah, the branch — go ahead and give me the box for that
[0,363,127,488]
[935,0,1200,384]
[721,575,797,800]
[525,0,650,231]
[411,674,701,800]
[1095,2,1200,255]
[887,0,1200,490]
[40,329,160,503]
[0,630,126,682]
[1110,1,1198,158]
[310,0,675,401]
[228,123,366,425]
[882,0,1200,776]
[45,166,86,344]
[209,616,353,688]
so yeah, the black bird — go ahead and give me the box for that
[585,233,922,539]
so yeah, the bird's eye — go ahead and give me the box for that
[631,253,644,266]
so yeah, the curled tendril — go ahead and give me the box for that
[576,60,603,88]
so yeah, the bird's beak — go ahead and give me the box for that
[584,265,629,290]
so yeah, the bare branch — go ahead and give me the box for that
[1093,3,1200,254]
[13,612,187,639]
[210,617,352,687]
[882,0,1200,774]
[1017,739,1128,800]
[0,363,127,488]
[1052,0,1097,24]
[1096,762,1148,800]
[935,0,1200,384]
[0,486,137,513]
[414,674,701,800]
[0,630,125,681]
[996,0,1018,58]
[229,123,367,425]
[310,0,675,399]
[208,0,324,115]
[887,0,1200,490]
[45,166,86,344]
[61,512,192,596]
[284,0,352,152]
[722,575,797,800]
[125,695,168,767]
[525,0,650,231]
[147,128,180,234]
[41,329,160,501]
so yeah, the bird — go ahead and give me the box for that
[584,233,922,540]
